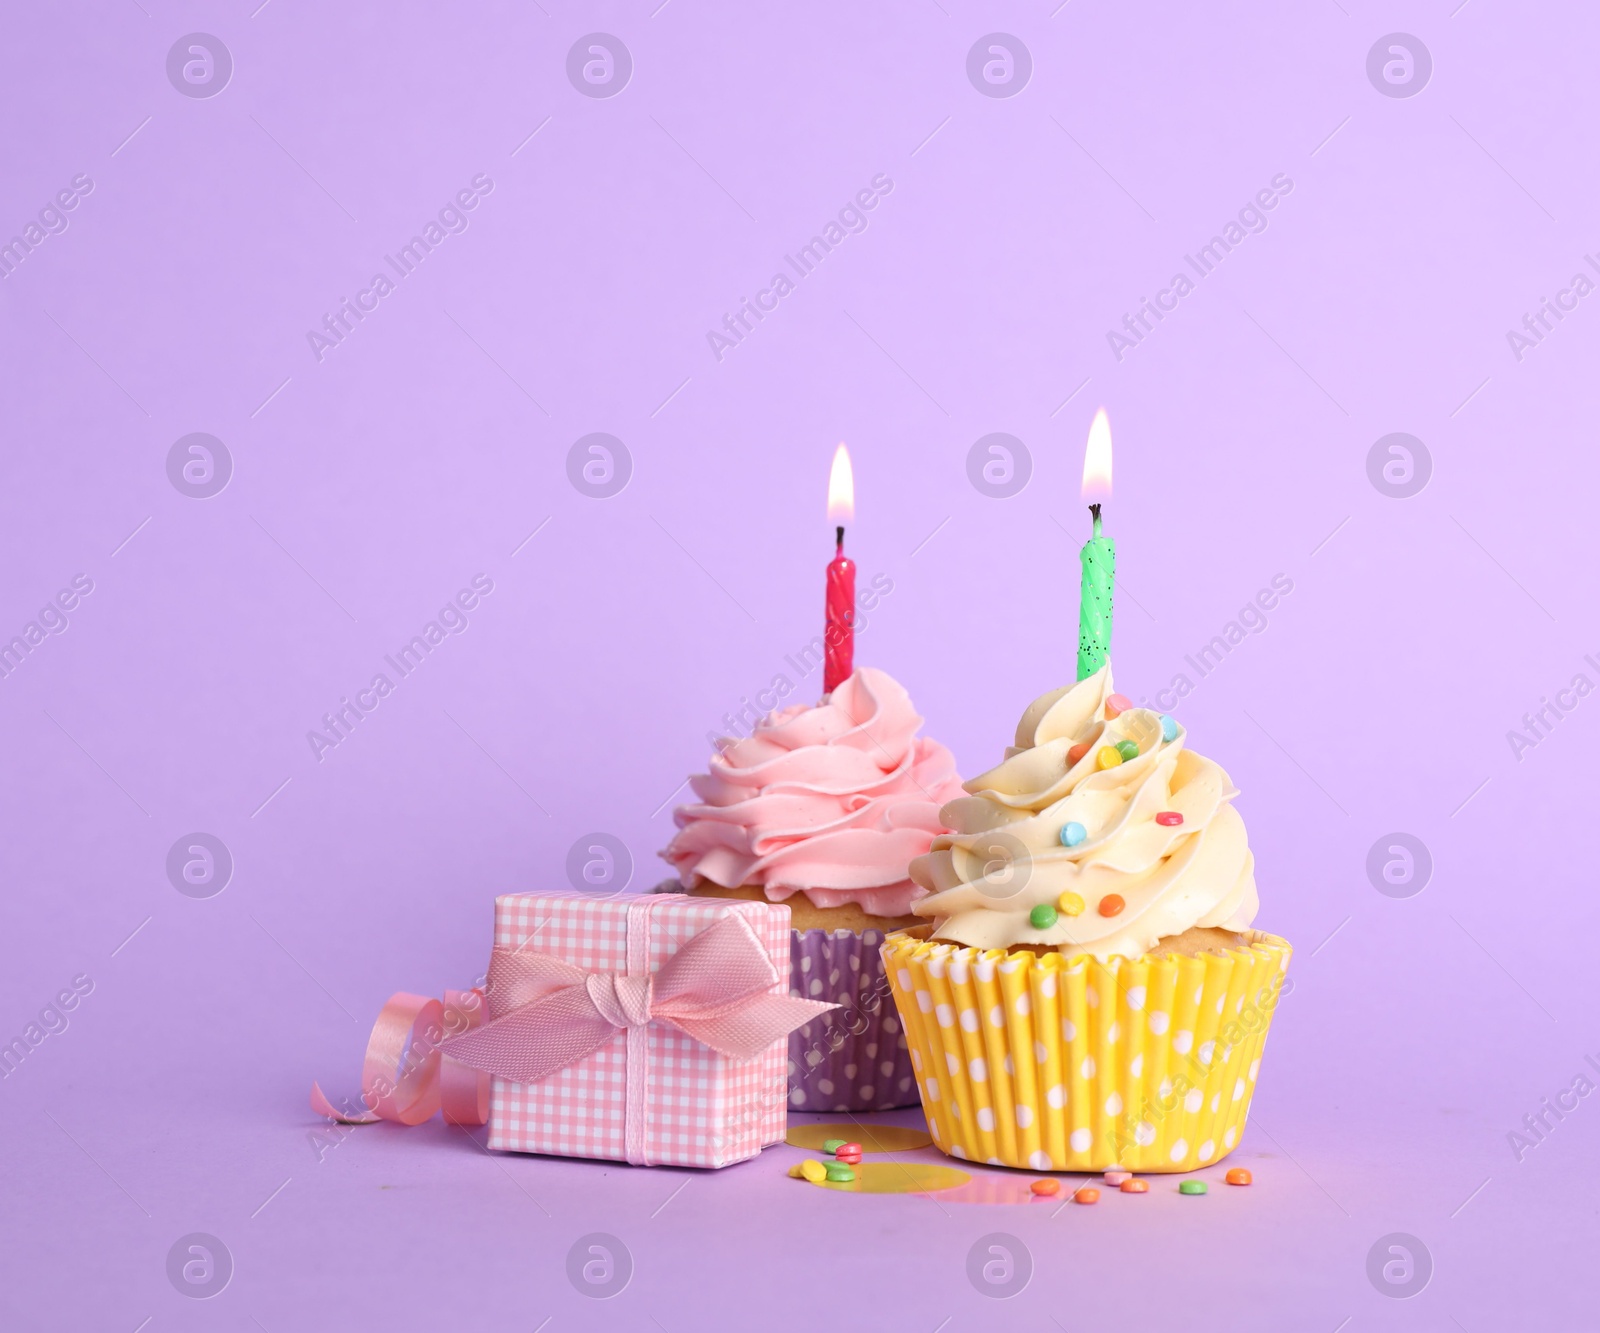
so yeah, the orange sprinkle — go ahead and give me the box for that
[1067,742,1090,765]
[1119,1178,1149,1193]
[1225,1168,1253,1186]
[1030,1179,1061,1196]
[1098,894,1125,917]
[1073,1186,1100,1204]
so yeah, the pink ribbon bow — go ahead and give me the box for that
[438,909,832,1085]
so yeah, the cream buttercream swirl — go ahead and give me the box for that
[664,667,965,918]
[909,663,1257,960]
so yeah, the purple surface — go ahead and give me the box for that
[1,2,1595,1328]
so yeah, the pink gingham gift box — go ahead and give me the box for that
[478,891,824,1168]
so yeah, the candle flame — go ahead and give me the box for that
[827,443,855,524]
[1081,407,1113,503]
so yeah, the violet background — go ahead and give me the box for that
[1,2,1594,1328]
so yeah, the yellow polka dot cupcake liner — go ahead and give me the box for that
[882,930,1291,1173]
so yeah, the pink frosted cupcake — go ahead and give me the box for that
[661,666,963,1111]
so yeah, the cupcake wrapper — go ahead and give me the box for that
[883,930,1291,1172]
[787,927,921,1113]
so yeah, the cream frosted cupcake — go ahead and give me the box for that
[883,663,1290,1171]
[662,666,964,1112]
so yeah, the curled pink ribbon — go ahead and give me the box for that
[310,989,491,1126]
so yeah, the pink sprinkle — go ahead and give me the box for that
[1104,693,1133,718]
[1104,1170,1131,1185]
[1155,812,1184,826]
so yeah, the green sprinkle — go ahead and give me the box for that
[1029,903,1059,930]
[1115,740,1139,762]
[1179,1179,1207,1195]
[825,1162,856,1182]
[822,1138,846,1153]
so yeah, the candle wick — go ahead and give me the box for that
[835,525,845,552]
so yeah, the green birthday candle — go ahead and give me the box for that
[1076,408,1115,679]
[1076,503,1115,679]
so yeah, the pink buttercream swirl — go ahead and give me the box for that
[663,667,964,918]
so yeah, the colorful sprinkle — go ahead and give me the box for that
[1155,811,1184,827]
[837,1142,862,1157]
[1104,693,1132,718]
[1057,890,1086,917]
[836,1151,862,1165]
[1067,741,1091,765]
[824,1162,856,1183]
[1120,1178,1149,1194]
[1073,1187,1100,1204]
[788,1163,805,1178]
[1179,1179,1208,1195]
[1159,714,1179,742]
[1059,820,1087,847]
[1103,1170,1131,1185]
[1029,903,1059,930]
[1030,1179,1061,1197]
[1096,746,1123,770]
[800,1160,828,1183]
[1115,740,1139,762]
[1225,1168,1252,1186]
[1098,894,1125,918]
[822,1138,846,1153]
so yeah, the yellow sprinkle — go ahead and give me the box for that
[1057,891,1085,917]
[1096,745,1123,769]
[788,1163,805,1178]
[800,1159,828,1183]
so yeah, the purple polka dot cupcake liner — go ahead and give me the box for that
[786,926,919,1113]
